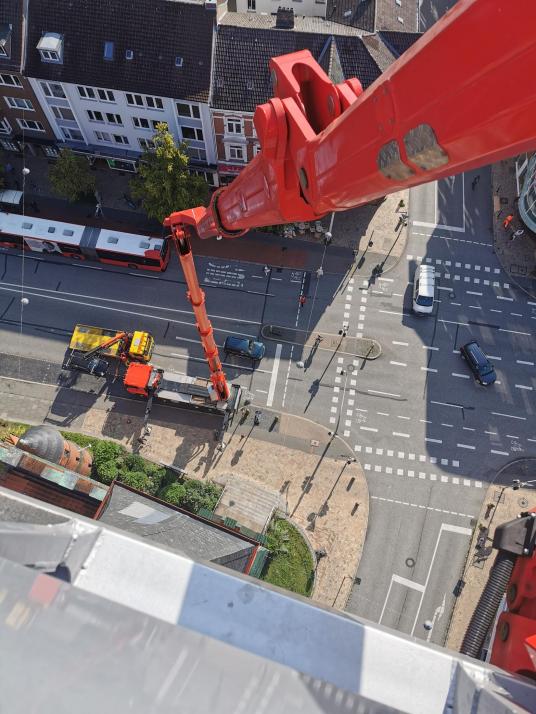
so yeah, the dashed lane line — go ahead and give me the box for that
[371,496,474,518]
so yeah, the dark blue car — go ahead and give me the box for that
[460,341,496,385]
[224,335,266,362]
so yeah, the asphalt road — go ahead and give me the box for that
[345,167,535,644]
[1,169,534,647]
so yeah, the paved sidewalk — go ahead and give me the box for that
[446,459,536,652]
[491,158,536,298]
[0,372,368,610]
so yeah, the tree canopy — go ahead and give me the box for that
[49,148,96,202]
[130,123,209,222]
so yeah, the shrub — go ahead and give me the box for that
[96,461,119,485]
[60,431,94,449]
[160,482,187,506]
[92,440,124,466]
[120,470,153,493]
[124,453,147,472]
[181,479,220,513]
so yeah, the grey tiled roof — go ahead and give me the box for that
[212,25,382,112]
[361,33,396,71]
[0,0,23,73]
[376,0,419,31]
[25,0,215,102]
[219,12,364,36]
[325,0,376,33]
[99,483,255,572]
[378,30,421,57]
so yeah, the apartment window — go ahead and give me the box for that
[125,50,134,60]
[52,106,75,121]
[97,88,115,102]
[5,97,34,110]
[17,118,45,132]
[126,93,144,107]
[176,102,200,119]
[152,120,166,131]
[87,109,104,122]
[0,45,7,58]
[40,81,65,98]
[247,0,256,9]
[227,144,245,161]
[106,113,122,125]
[182,126,203,142]
[0,117,12,134]
[145,96,163,110]
[175,56,183,68]
[253,143,261,156]
[77,85,96,100]
[132,116,150,130]
[187,147,207,162]
[61,127,83,141]
[225,117,243,135]
[0,73,22,87]
[113,134,129,145]
[103,41,114,61]
[95,131,111,142]
[138,137,155,151]
[40,49,60,62]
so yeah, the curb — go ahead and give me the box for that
[260,325,382,360]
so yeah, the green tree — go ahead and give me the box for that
[49,149,97,202]
[181,480,220,514]
[95,461,119,485]
[160,482,187,507]
[130,123,208,222]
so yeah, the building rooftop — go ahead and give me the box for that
[0,0,23,73]
[25,0,215,102]
[98,482,256,572]
[212,23,384,112]
[219,11,365,36]
[376,0,419,31]
[325,0,376,33]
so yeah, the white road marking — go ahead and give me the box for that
[425,438,443,444]
[492,412,526,421]
[266,343,282,406]
[410,523,472,636]
[256,389,268,394]
[488,355,502,361]
[496,295,513,301]
[368,389,401,398]
[516,360,534,366]
[390,361,407,367]
[430,400,463,409]
[491,449,509,456]
[393,432,410,438]
[426,594,446,643]
[413,220,465,233]
[457,443,476,450]
[515,384,533,391]
[466,290,482,296]
[452,373,470,379]
[499,328,531,336]
[379,309,402,316]
[392,340,409,346]
[379,574,425,625]
[436,286,452,292]
[421,367,438,373]
[360,426,378,433]
[423,346,439,351]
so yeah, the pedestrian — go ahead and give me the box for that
[471,175,480,191]
[95,202,103,217]
[263,264,270,277]
[299,295,306,307]
[503,214,513,230]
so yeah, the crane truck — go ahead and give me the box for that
[154,0,536,683]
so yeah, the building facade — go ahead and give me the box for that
[234,0,327,17]
[0,2,56,155]
[23,0,220,184]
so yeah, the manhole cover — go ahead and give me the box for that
[519,497,529,508]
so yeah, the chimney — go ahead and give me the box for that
[276,7,295,29]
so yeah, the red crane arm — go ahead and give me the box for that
[165,0,536,239]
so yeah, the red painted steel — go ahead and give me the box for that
[166,0,536,239]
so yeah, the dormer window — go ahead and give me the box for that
[37,32,63,63]
[0,24,12,59]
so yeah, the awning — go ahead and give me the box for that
[37,32,62,52]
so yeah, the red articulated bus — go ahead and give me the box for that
[0,211,170,271]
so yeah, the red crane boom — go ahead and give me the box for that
[164,0,536,403]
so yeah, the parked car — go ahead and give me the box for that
[224,335,266,362]
[460,341,496,385]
